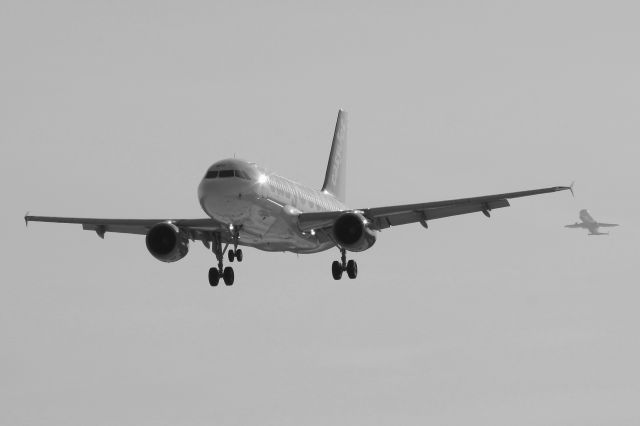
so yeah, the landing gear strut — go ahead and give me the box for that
[208,226,245,287]
[332,248,357,280]
[208,232,235,287]
[227,225,244,263]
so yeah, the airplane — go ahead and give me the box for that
[565,209,619,235]
[25,110,572,287]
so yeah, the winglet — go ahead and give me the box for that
[24,212,30,227]
[569,181,575,197]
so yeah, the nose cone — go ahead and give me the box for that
[198,177,242,199]
[198,175,251,209]
[197,159,258,219]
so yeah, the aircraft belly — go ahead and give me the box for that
[233,200,328,253]
[203,191,334,253]
[587,225,600,234]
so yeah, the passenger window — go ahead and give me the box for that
[205,170,218,179]
[219,170,234,178]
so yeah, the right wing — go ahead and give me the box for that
[24,215,228,241]
[564,223,586,229]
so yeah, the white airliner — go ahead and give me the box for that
[25,110,571,286]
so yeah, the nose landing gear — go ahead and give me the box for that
[227,224,243,263]
[228,248,243,262]
[332,248,358,280]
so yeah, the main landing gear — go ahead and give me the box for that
[208,226,243,287]
[332,248,357,280]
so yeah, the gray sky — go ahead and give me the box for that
[2,1,639,425]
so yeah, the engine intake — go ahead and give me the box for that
[145,222,189,262]
[332,212,376,252]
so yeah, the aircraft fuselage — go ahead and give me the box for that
[198,158,346,253]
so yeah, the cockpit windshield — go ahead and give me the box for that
[235,170,251,180]
[205,169,251,180]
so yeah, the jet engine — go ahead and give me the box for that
[145,222,189,262]
[332,212,376,252]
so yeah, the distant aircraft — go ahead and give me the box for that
[25,110,572,286]
[565,209,619,235]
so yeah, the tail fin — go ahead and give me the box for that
[321,109,347,202]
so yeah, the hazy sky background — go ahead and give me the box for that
[2,1,639,424]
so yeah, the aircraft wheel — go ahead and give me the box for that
[236,249,243,262]
[346,260,358,279]
[208,267,220,287]
[228,250,235,262]
[223,266,235,286]
[332,261,343,280]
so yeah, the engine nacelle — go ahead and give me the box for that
[145,222,189,263]
[332,212,377,252]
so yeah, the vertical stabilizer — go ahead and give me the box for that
[321,110,347,202]
[580,209,595,223]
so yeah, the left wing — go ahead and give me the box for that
[298,185,571,232]
[565,223,586,229]
[24,215,228,241]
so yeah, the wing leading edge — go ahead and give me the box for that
[298,185,571,232]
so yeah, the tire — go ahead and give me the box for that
[236,249,243,262]
[346,260,358,279]
[223,266,235,286]
[228,250,235,262]
[332,261,343,280]
[208,267,220,287]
